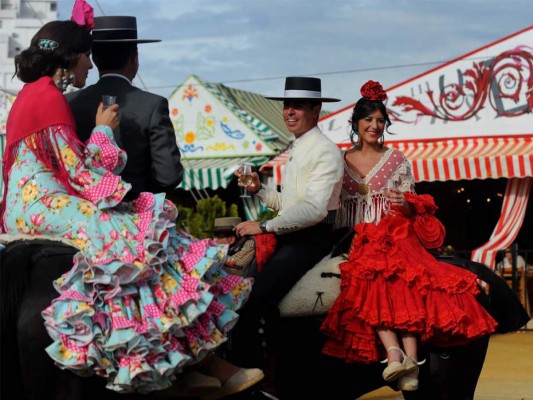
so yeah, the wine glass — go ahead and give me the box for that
[102,95,117,110]
[384,180,398,216]
[238,164,253,198]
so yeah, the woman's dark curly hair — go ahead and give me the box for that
[14,20,92,84]
[349,98,393,147]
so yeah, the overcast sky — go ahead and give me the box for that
[58,0,533,110]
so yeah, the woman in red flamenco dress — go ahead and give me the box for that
[320,81,498,392]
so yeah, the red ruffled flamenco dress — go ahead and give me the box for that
[321,193,498,363]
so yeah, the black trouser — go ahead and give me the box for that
[227,222,334,368]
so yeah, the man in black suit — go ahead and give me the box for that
[66,16,183,201]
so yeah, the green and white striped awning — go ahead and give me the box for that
[178,156,270,190]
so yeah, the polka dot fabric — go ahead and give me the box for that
[2,124,253,393]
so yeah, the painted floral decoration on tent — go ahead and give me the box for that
[361,80,387,102]
[71,0,94,31]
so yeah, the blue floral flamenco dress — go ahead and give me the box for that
[1,105,252,392]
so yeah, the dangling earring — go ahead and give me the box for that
[67,71,75,86]
[53,68,73,92]
[378,134,384,147]
[350,124,362,148]
[349,130,357,148]
[53,68,62,90]
[353,131,363,148]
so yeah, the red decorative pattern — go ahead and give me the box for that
[391,48,533,123]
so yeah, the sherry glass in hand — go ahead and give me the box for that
[238,164,252,198]
[384,180,398,216]
[102,95,117,110]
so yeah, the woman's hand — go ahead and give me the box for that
[386,188,412,214]
[95,102,119,130]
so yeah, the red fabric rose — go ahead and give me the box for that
[404,193,445,249]
[360,80,388,102]
[351,219,408,257]
[413,214,446,249]
[404,193,438,215]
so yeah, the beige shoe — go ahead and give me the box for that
[382,346,412,382]
[202,368,265,400]
[382,360,405,382]
[157,372,221,398]
[398,357,421,391]
[182,371,222,389]
[398,373,419,391]
[402,356,418,374]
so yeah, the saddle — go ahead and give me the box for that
[278,227,354,318]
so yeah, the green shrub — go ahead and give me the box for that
[257,209,278,222]
[176,195,238,239]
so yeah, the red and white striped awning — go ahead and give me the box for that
[261,136,533,184]
[471,177,532,269]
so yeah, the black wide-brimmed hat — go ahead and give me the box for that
[265,76,340,102]
[92,16,161,43]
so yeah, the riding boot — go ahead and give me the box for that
[259,353,279,398]
[225,311,265,368]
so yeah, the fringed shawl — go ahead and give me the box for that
[1,76,85,227]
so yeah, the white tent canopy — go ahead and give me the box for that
[317,26,533,183]
[263,26,533,268]
[167,75,291,190]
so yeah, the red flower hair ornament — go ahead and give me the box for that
[360,80,387,102]
[71,0,94,31]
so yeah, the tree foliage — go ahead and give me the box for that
[176,195,238,239]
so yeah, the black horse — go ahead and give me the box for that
[273,251,530,400]
[0,239,529,400]
[0,240,172,400]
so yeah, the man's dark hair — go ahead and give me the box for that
[92,43,137,71]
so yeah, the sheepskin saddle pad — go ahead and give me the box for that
[279,253,345,318]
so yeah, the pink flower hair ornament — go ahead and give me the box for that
[360,80,388,102]
[71,0,94,31]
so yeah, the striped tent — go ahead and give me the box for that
[168,75,294,191]
[179,156,270,191]
[262,26,533,268]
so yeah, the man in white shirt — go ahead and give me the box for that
[229,77,344,391]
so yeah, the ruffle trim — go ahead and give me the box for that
[85,129,125,175]
[82,127,131,207]
[321,214,497,363]
[42,202,252,392]
[322,270,497,363]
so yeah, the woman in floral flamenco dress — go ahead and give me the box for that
[0,9,263,398]
[320,81,497,392]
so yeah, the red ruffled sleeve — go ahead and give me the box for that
[404,193,445,249]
